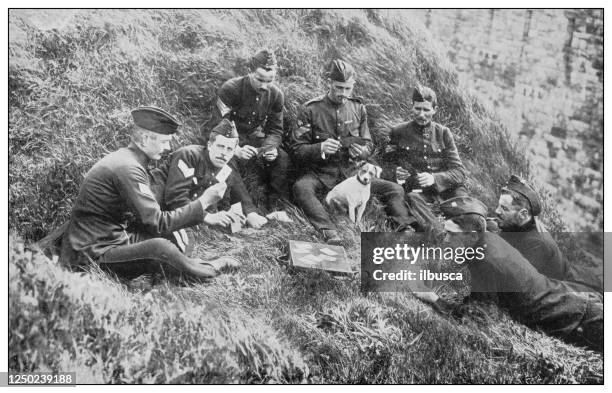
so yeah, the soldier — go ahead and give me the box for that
[494,175,567,280]
[163,119,268,254]
[494,175,601,290]
[290,59,417,244]
[381,85,467,231]
[415,196,602,353]
[60,107,238,279]
[209,49,290,206]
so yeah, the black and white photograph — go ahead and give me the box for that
[6,7,606,385]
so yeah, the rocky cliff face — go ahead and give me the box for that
[406,9,603,231]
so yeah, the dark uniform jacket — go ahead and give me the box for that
[381,120,467,198]
[65,145,205,261]
[471,232,592,337]
[499,220,567,280]
[215,76,284,150]
[290,95,373,188]
[163,145,257,215]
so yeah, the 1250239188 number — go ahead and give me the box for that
[8,372,75,385]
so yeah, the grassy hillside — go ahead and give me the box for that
[9,9,602,383]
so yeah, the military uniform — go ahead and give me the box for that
[63,145,205,264]
[473,232,602,352]
[498,175,602,291]
[440,196,603,352]
[380,119,467,231]
[383,120,467,198]
[211,75,290,200]
[290,95,416,231]
[499,220,567,280]
[164,145,257,214]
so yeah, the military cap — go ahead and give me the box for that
[503,175,542,216]
[440,196,488,218]
[210,119,239,138]
[328,59,356,83]
[131,106,180,135]
[412,85,437,106]
[250,49,277,70]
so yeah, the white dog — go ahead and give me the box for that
[325,161,382,223]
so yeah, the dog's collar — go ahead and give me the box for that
[356,175,369,186]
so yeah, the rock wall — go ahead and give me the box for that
[406,9,603,231]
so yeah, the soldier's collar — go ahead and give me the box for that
[128,142,152,166]
[325,94,346,108]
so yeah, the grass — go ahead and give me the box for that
[9,9,603,383]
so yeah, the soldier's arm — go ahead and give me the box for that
[380,126,399,182]
[357,104,373,159]
[163,147,205,212]
[116,164,205,236]
[432,127,467,193]
[227,172,257,216]
[262,88,284,150]
[205,80,240,141]
[289,105,327,164]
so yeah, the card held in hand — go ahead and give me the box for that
[215,165,232,183]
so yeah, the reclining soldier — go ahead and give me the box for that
[493,175,601,291]
[60,107,237,279]
[415,196,603,353]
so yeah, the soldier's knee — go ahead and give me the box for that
[386,182,405,197]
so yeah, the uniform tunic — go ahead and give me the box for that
[65,145,205,261]
[291,95,373,187]
[499,221,567,280]
[215,75,285,150]
[211,76,290,199]
[290,95,414,231]
[163,145,257,215]
[382,120,467,200]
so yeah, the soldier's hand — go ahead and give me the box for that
[204,211,240,227]
[417,172,435,187]
[198,182,228,210]
[349,143,366,159]
[321,138,341,155]
[262,147,278,162]
[246,212,268,228]
[396,166,411,181]
[236,145,258,160]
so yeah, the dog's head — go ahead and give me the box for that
[355,161,382,185]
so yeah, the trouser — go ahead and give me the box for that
[235,147,291,202]
[95,233,215,280]
[404,185,468,231]
[293,173,417,231]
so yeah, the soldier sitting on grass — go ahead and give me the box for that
[60,107,239,280]
[381,85,468,232]
[162,119,269,255]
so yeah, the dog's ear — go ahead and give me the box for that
[356,160,366,168]
[374,165,383,178]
